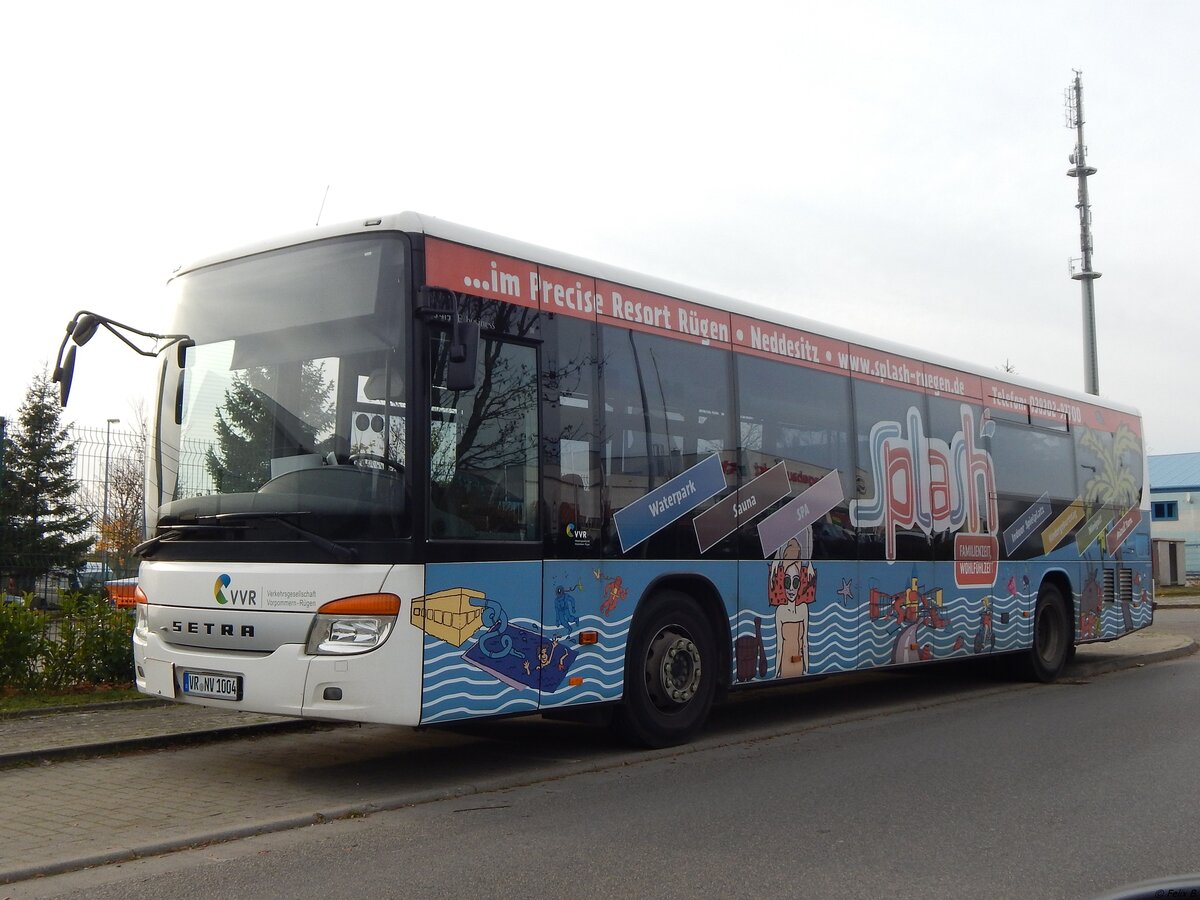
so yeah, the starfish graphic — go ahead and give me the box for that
[837,578,854,605]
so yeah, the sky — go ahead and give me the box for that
[2,0,1197,455]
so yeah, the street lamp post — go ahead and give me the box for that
[102,417,119,578]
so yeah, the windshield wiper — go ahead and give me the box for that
[135,524,235,558]
[137,513,357,563]
[200,512,358,563]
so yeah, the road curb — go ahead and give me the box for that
[1070,636,1197,678]
[0,696,171,720]
[2,635,1196,886]
[0,718,330,769]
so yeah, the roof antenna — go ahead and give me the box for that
[315,184,330,226]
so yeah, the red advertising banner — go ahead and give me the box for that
[981,379,1143,437]
[730,314,846,372]
[597,280,732,346]
[425,239,1141,439]
[533,265,598,322]
[954,533,999,588]
[922,362,983,401]
[425,239,539,310]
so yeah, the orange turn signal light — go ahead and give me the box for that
[579,630,599,645]
[317,593,401,616]
[134,586,148,605]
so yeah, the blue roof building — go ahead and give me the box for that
[1148,452,1200,577]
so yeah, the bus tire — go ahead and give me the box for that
[612,590,717,748]
[1018,582,1071,682]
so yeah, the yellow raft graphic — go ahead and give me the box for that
[410,587,485,646]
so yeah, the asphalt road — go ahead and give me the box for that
[16,609,1200,900]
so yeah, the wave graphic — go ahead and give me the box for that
[810,653,858,673]
[425,644,472,667]
[419,603,638,721]
[851,588,1038,663]
[423,696,537,723]
[424,687,515,706]
[570,661,624,680]
[577,648,626,667]
[428,673,512,692]
[544,690,612,706]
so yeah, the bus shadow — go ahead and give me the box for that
[269,656,1026,797]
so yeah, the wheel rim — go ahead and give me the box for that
[645,626,702,711]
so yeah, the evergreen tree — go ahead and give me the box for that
[0,372,93,590]
[204,362,335,493]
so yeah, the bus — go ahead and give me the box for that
[110,212,1149,747]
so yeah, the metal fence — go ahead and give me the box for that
[2,420,148,602]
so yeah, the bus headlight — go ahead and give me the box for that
[134,585,150,637]
[305,593,400,656]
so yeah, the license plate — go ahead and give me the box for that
[182,670,243,700]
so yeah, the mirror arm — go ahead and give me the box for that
[50,309,194,407]
[449,291,467,363]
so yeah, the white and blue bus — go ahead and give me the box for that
[118,213,1149,746]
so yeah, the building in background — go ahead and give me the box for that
[1148,452,1200,581]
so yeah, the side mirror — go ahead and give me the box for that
[58,345,77,406]
[71,314,101,346]
[176,338,195,368]
[446,322,479,392]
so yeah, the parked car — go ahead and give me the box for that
[26,568,83,610]
[77,562,113,590]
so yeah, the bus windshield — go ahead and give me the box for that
[151,233,410,548]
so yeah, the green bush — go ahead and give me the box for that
[0,597,46,689]
[39,597,87,690]
[80,599,135,684]
[0,592,134,691]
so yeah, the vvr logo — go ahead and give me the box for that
[213,574,257,606]
[565,522,590,541]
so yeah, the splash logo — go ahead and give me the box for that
[851,404,997,561]
[213,574,257,606]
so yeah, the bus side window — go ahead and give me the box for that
[736,354,855,560]
[600,326,734,558]
[429,332,539,541]
[544,316,600,556]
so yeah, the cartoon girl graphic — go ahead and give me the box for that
[768,529,817,678]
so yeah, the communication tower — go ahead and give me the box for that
[1065,70,1101,395]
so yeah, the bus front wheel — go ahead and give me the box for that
[1019,582,1071,682]
[613,590,717,748]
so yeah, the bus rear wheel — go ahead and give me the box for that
[1018,582,1071,682]
[613,590,717,748]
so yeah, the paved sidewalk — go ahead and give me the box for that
[0,627,1194,888]
[0,702,318,766]
[1069,626,1196,675]
[1154,592,1200,610]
